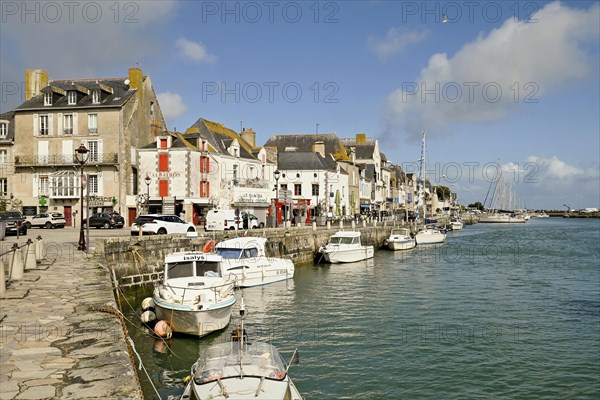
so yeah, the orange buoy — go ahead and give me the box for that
[202,240,217,253]
[154,320,173,338]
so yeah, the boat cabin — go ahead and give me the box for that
[163,252,223,282]
[328,231,362,246]
[214,237,267,260]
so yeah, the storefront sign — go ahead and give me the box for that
[149,171,182,178]
[236,192,269,204]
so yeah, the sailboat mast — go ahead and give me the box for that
[422,131,426,225]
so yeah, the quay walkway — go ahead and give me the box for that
[0,235,142,400]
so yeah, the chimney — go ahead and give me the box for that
[350,147,356,164]
[356,133,366,145]
[312,141,325,157]
[128,67,143,97]
[25,69,49,100]
[241,128,256,148]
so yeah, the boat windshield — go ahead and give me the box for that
[195,261,221,277]
[193,342,288,384]
[215,248,243,259]
[329,236,355,245]
[166,261,221,279]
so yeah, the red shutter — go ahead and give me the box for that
[206,182,210,197]
[199,182,204,197]
[159,180,169,197]
[200,156,204,173]
[206,157,210,173]
[160,138,167,149]
[159,153,168,171]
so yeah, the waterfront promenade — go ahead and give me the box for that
[0,228,141,400]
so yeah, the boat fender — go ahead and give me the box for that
[274,370,285,379]
[183,375,191,384]
[154,320,173,338]
[141,297,155,311]
[202,240,217,253]
[140,310,156,324]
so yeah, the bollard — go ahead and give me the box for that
[0,259,5,296]
[24,239,36,270]
[339,220,343,229]
[35,235,44,262]
[10,243,24,281]
[352,220,356,229]
[362,220,366,228]
[373,220,377,227]
[312,222,317,231]
[384,220,387,227]
[326,221,331,230]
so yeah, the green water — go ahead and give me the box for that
[121,218,600,399]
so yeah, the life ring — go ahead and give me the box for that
[274,370,285,379]
[203,240,217,253]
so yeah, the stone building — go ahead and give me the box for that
[10,68,165,225]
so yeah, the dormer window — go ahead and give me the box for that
[68,91,77,105]
[0,122,7,138]
[44,92,52,106]
[92,90,100,104]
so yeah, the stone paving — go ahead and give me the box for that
[1,230,142,400]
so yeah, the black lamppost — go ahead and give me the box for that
[145,174,151,214]
[274,169,281,227]
[75,144,89,251]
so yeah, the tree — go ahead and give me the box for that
[468,201,484,211]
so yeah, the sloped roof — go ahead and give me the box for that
[264,133,350,161]
[277,152,337,171]
[358,163,376,181]
[15,77,137,111]
[184,118,256,159]
[0,111,15,141]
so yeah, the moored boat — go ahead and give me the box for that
[384,228,416,250]
[449,219,464,230]
[151,251,236,337]
[180,300,303,400]
[319,231,374,263]
[214,237,295,288]
[415,225,447,245]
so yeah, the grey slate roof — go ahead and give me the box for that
[15,77,137,111]
[358,163,376,182]
[264,133,348,159]
[277,152,337,171]
[181,118,256,160]
[0,111,15,141]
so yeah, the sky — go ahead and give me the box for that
[1,0,599,210]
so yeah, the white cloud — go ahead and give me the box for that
[368,28,429,60]
[157,92,188,120]
[525,156,599,181]
[382,1,600,139]
[176,38,217,63]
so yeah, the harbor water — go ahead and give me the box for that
[121,218,600,399]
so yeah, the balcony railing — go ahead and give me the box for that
[63,128,73,135]
[15,153,119,167]
[234,178,269,189]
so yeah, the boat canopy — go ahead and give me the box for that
[193,341,288,384]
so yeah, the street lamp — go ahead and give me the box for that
[145,174,151,214]
[75,144,89,251]
[274,169,281,227]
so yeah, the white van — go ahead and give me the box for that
[205,210,262,231]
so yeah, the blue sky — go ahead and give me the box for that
[2,0,599,209]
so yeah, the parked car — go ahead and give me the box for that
[25,212,66,229]
[131,214,196,236]
[205,209,262,231]
[83,212,125,229]
[0,211,28,236]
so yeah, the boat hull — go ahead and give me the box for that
[387,239,416,251]
[223,260,295,288]
[480,215,526,223]
[415,231,446,245]
[323,246,374,263]
[154,297,236,337]
[449,222,463,230]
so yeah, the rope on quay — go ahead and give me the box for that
[128,337,163,400]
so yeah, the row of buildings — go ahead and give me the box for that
[0,68,456,227]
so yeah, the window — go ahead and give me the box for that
[0,122,6,138]
[280,184,287,191]
[50,171,78,198]
[0,150,6,165]
[312,184,319,196]
[39,115,49,135]
[92,90,100,104]
[39,176,49,196]
[88,174,98,195]
[0,178,7,196]
[67,91,77,105]
[150,101,155,117]
[160,138,167,149]
[158,153,169,171]
[233,164,238,183]
[63,114,73,135]
[88,140,98,162]
[44,92,52,106]
[294,184,302,196]
[88,113,97,134]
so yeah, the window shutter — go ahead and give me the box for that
[206,182,210,197]
[97,173,103,196]
[57,113,63,135]
[159,180,169,197]
[32,174,39,197]
[98,140,103,161]
[33,114,38,136]
[73,113,78,135]
[48,114,54,136]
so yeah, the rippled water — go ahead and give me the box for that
[121,218,600,399]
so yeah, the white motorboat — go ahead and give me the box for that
[213,237,295,288]
[479,213,527,223]
[449,219,464,230]
[318,231,374,263]
[384,229,416,250]
[152,252,236,336]
[180,301,303,400]
[415,226,447,245]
